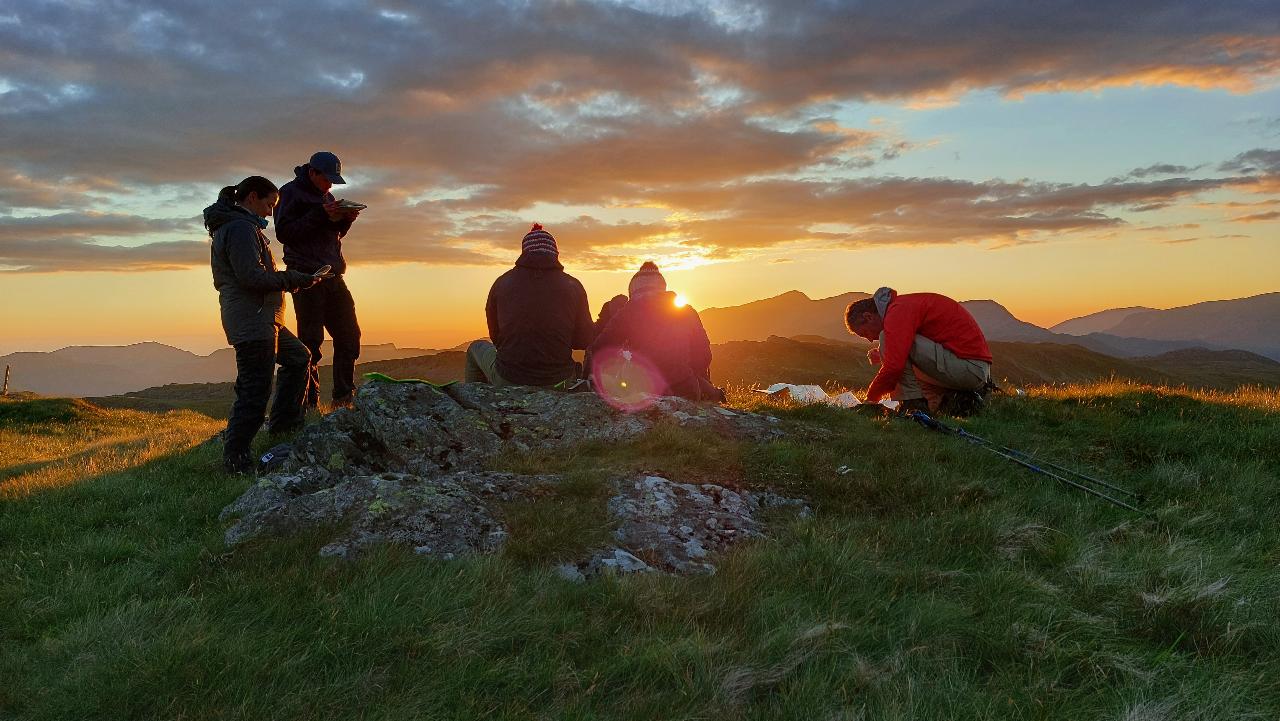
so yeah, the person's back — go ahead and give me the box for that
[591,262,714,399]
[886,291,991,363]
[468,224,594,387]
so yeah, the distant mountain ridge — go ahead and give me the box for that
[1106,293,1280,359]
[7,289,1277,396]
[1051,307,1155,335]
[701,290,1278,361]
[1,341,440,397]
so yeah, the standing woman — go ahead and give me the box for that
[204,176,325,474]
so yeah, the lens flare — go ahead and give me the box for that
[591,348,665,411]
[673,293,688,307]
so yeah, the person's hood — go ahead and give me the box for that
[514,251,564,271]
[203,189,256,237]
[873,287,897,317]
[291,164,327,201]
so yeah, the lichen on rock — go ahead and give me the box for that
[220,381,804,576]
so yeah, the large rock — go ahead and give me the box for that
[221,381,802,575]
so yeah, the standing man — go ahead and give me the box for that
[465,223,595,387]
[275,151,363,408]
[845,287,993,416]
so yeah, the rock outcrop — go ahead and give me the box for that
[220,381,805,575]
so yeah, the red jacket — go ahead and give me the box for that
[866,292,992,402]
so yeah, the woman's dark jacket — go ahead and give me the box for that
[205,193,314,345]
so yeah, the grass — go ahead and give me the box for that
[2,383,1278,719]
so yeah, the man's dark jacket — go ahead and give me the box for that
[273,165,354,274]
[205,191,314,345]
[589,291,712,396]
[486,252,594,386]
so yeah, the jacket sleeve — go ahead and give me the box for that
[485,284,500,346]
[225,225,312,292]
[274,186,335,248]
[864,305,921,402]
[334,214,354,239]
[685,308,713,376]
[571,282,596,350]
[589,304,628,355]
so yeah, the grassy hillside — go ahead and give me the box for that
[2,385,1278,718]
[710,337,1184,390]
[92,339,1279,420]
[1138,348,1280,390]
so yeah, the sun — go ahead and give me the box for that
[673,293,688,308]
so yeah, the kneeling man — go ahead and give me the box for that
[845,287,992,415]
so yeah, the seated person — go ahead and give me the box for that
[845,287,993,415]
[590,262,722,401]
[465,224,594,387]
[583,293,628,379]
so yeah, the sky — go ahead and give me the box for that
[1,0,1278,354]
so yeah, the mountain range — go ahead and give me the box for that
[5,290,1277,397]
[0,342,443,397]
[699,291,1280,360]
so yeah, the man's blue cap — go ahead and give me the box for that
[308,151,346,184]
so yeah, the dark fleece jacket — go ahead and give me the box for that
[485,252,594,386]
[273,165,354,274]
[205,191,316,345]
[589,290,712,396]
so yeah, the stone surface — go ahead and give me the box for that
[220,381,802,575]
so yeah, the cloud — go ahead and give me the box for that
[0,237,207,273]
[1219,148,1280,175]
[1119,163,1204,179]
[0,1,1278,271]
[1232,210,1280,222]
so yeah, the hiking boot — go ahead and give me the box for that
[222,452,255,475]
[938,389,985,417]
[896,398,931,415]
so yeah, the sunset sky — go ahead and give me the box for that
[1,1,1278,355]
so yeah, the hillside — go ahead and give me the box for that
[4,382,1280,719]
[699,290,869,343]
[90,352,471,417]
[1051,306,1155,335]
[1105,293,1280,360]
[2,341,441,397]
[93,337,1279,418]
[1137,348,1280,390]
[698,291,1228,359]
[709,337,1181,389]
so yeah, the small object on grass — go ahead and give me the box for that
[361,371,456,388]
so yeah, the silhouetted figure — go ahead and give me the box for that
[845,287,993,415]
[466,224,594,387]
[206,177,322,474]
[275,151,363,408]
[590,262,722,401]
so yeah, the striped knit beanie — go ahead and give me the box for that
[521,223,558,256]
[628,261,666,298]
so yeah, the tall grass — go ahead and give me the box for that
[1,383,1277,720]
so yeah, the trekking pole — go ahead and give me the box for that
[905,411,1151,517]
[939,423,1142,501]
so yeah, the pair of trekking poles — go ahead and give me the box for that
[902,410,1151,517]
